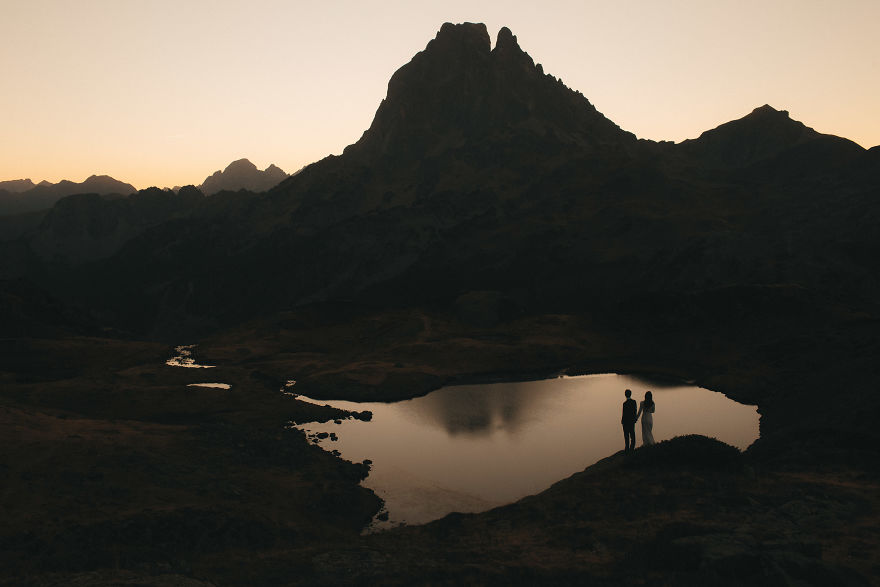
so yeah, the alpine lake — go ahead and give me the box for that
[293,373,759,531]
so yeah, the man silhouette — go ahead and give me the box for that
[622,389,637,452]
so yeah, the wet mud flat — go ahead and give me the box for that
[0,304,878,585]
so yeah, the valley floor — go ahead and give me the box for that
[1,308,878,585]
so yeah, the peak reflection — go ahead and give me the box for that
[406,382,550,436]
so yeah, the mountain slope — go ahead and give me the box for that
[0,187,205,281]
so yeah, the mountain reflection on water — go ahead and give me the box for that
[408,381,547,436]
[295,374,759,530]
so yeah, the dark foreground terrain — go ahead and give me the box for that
[1,302,878,585]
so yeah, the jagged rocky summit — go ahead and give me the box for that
[198,158,289,195]
[345,23,634,165]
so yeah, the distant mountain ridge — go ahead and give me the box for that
[0,179,37,193]
[0,157,291,216]
[0,175,136,216]
[198,159,288,195]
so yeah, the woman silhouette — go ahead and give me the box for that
[636,391,655,445]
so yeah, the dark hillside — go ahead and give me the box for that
[29,24,872,339]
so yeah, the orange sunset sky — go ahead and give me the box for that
[2,0,878,190]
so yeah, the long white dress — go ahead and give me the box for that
[638,401,655,445]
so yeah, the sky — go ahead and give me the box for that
[2,0,878,190]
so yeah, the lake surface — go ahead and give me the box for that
[295,374,760,530]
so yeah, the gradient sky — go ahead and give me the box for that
[3,0,878,189]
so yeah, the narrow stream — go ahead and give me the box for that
[166,345,230,389]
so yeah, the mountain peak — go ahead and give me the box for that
[431,22,490,55]
[80,175,136,194]
[702,105,810,140]
[491,26,535,72]
[224,159,259,173]
[679,105,825,168]
[346,23,633,163]
[494,26,519,53]
[199,159,288,195]
[747,104,790,119]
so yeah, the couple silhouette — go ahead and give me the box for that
[621,388,655,452]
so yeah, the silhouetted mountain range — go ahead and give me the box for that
[1,22,878,337]
[0,175,136,216]
[0,179,37,193]
[199,159,289,195]
[0,158,290,218]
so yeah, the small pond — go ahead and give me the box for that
[295,373,759,531]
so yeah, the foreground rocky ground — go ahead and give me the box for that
[1,305,878,585]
